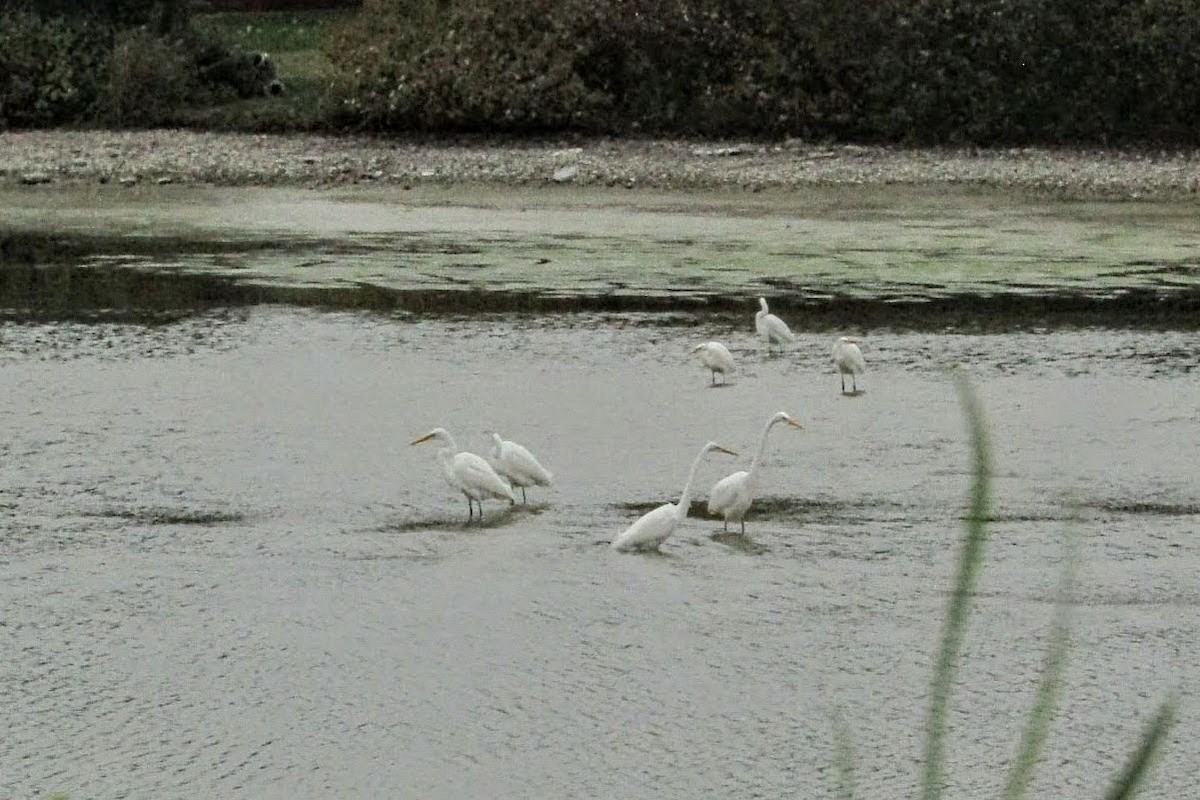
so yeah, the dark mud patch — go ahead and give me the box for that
[1083,500,1200,516]
[979,511,1075,523]
[978,502,1200,523]
[707,531,771,554]
[87,506,248,526]
[377,507,534,533]
[618,496,906,524]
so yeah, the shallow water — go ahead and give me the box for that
[4,184,1200,327]
[2,308,1198,799]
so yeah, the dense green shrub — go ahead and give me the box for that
[15,0,196,31]
[0,9,111,127]
[0,1,288,129]
[326,0,1200,143]
[5,0,1200,142]
[862,0,1200,143]
[103,28,201,125]
[326,0,598,131]
[327,0,775,133]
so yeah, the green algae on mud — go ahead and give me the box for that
[3,183,1199,328]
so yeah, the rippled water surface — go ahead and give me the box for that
[2,308,1198,799]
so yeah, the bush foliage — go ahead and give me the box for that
[103,28,202,126]
[0,8,111,127]
[0,1,289,130]
[4,0,1200,142]
[325,0,1200,144]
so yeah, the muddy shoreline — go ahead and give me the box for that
[3,308,1197,799]
[4,130,1200,200]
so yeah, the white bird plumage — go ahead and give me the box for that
[832,336,866,394]
[691,341,735,386]
[612,441,738,553]
[490,432,553,504]
[707,411,803,534]
[411,427,516,521]
[755,297,795,351]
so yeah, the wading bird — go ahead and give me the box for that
[691,341,735,386]
[832,336,866,394]
[612,441,738,553]
[707,411,803,534]
[411,427,516,521]
[490,432,553,504]
[755,297,795,352]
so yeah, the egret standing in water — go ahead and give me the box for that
[612,441,738,553]
[490,432,553,504]
[691,341,735,386]
[832,336,866,394]
[755,297,795,352]
[411,427,516,521]
[707,411,803,534]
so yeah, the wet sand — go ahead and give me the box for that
[2,309,1197,798]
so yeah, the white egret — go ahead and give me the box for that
[707,411,803,534]
[612,441,738,553]
[410,427,516,521]
[490,432,553,504]
[691,341,735,386]
[832,336,866,394]
[755,297,795,351]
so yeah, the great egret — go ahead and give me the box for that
[612,441,738,553]
[490,432,553,504]
[707,411,802,534]
[410,427,516,521]
[755,297,795,351]
[832,336,866,393]
[691,341,735,385]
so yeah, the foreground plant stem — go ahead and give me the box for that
[921,370,992,800]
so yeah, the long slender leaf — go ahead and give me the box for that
[999,525,1079,800]
[1101,698,1179,800]
[921,370,993,800]
[830,706,857,800]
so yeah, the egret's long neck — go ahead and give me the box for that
[436,432,458,479]
[748,419,779,483]
[674,447,710,520]
[437,447,456,479]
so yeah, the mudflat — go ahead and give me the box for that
[2,132,1197,799]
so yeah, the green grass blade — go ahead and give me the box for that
[999,524,1079,800]
[1101,697,1179,800]
[921,370,993,800]
[830,706,857,800]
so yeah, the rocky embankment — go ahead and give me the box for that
[4,130,1200,200]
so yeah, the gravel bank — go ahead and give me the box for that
[4,129,1200,200]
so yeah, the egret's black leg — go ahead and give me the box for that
[521,487,528,504]
[841,374,846,393]
[740,520,745,535]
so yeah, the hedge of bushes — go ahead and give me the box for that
[0,1,281,129]
[0,8,112,127]
[325,0,1200,144]
[5,0,1200,143]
